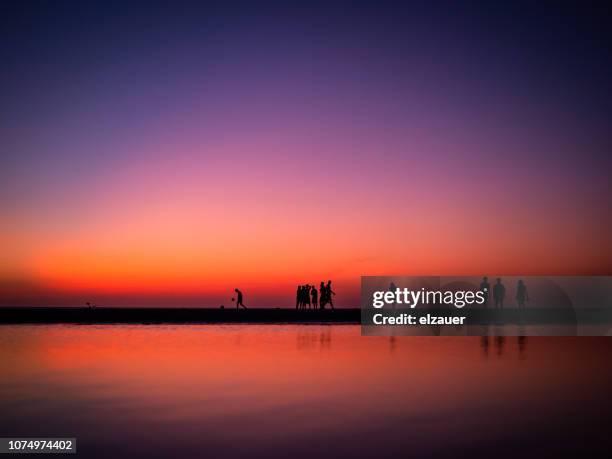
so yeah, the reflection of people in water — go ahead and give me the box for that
[479,276,490,307]
[518,335,527,359]
[480,335,490,357]
[234,288,247,309]
[493,278,506,308]
[495,336,505,356]
[516,280,529,309]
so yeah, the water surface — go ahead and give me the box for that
[1,325,611,457]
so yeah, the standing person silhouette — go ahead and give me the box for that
[303,284,311,309]
[493,278,505,309]
[311,285,318,309]
[479,276,490,307]
[234,288,247,309]
[296,285,302,309]
[516,280,529,309]
[319,281,327,309]
[299,286,303,310]
[326,280,336,310]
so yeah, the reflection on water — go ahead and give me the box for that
[479,336,528,360]
[296,329,332,351]
[0,325,611,458]
[518,336,527,359]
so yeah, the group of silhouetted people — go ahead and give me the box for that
[227,282,336,310]
[479,277,529,308]
[296,281,335,310]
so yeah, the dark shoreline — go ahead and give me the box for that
[3,307,608,326]
[0,307,360,324]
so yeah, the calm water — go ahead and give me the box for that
[1,325,611,458]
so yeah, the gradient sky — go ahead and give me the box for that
[1,1,611,307]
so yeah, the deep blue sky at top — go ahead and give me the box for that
[1,1,611,305]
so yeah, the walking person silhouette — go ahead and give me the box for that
[234,288,247,309]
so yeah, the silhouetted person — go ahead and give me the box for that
[319,281,327,309]
[311,285,318,309]
[479,276,490,307]
[296,286,301,309]
[299,285,307,310]
[234,288,247,309]
[516,280,529,309]
[303,284,311,309]
[493,278,505,308]
[326,280,335,309]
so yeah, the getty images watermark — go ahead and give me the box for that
[361,276,612,336]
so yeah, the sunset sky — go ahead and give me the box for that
[1,1,611,307]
